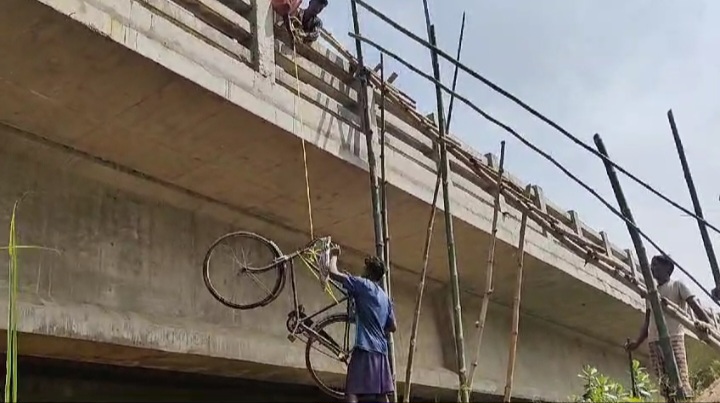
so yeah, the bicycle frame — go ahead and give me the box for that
[280,242,353,355]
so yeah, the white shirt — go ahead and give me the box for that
[647,279,693,342]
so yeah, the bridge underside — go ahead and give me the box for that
[0,0,716,400]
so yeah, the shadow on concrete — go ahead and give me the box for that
[0,355,535,402]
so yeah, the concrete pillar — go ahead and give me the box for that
[250,0,275,80]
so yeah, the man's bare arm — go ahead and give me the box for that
[327,250,347,283]
[627,310,650,351]
[678,281,711,323]
[688,296,711,322]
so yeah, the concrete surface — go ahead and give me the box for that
[0,0,716,400]
[0,135,630,401]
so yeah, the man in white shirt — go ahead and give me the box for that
[626,254,710,400]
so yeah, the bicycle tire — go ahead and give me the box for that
[305,313,353,400]
[203,231,287,310]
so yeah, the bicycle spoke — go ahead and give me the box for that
[221,244,246,274]
[245,270,274,298]
[226,243,275,298]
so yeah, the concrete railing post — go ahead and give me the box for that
[625,249,639,281]
[532,185,549,238]
[250,0,275,81]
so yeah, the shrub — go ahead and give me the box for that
[571,360,657,402]
[690,359,720,395]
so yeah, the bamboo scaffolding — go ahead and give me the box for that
[340,21,720,329]
[504,188,530,402]
[452,134,720,397]
[468,141,506,390]
[352,0,720,241]
[478,171,720,346]
[348,2,398,401]
[347,31,718,303]
[328,6,720,387]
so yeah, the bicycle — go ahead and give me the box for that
[202,231,355,399]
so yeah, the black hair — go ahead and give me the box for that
[651,254,674,273]
[364,256,386,281]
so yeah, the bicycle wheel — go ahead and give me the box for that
[203,231,287,310]
[305,313,355,399]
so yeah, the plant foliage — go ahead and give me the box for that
[571,360,657,402]
[690,359,720,396]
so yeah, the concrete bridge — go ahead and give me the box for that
[0,0,716,400]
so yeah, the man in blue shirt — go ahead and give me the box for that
[326,247,396,403]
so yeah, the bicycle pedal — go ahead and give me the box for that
[287,334,296,343]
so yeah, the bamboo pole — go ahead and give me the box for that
[427,23,470,403]
[667,109,720,301]
[503,187,530,402]
[348,2,397,401]
[402,14,465,398]
[378,54,399,403]
[445,12,466,132]
[593,134,683,401]
[468,141,506,390]
[402,171,441,402]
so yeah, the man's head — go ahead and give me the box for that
[363,256,386,282]
[305,0,328,15]
[651,254,674,284]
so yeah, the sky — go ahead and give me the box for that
[319,1,720,307]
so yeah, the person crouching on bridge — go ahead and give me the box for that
[324,247,396,403]
[625,254,711,400]
[271,0,328,43]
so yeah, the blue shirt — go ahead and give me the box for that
[342,275,395,354]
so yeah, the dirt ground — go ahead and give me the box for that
[697,378,720,402]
